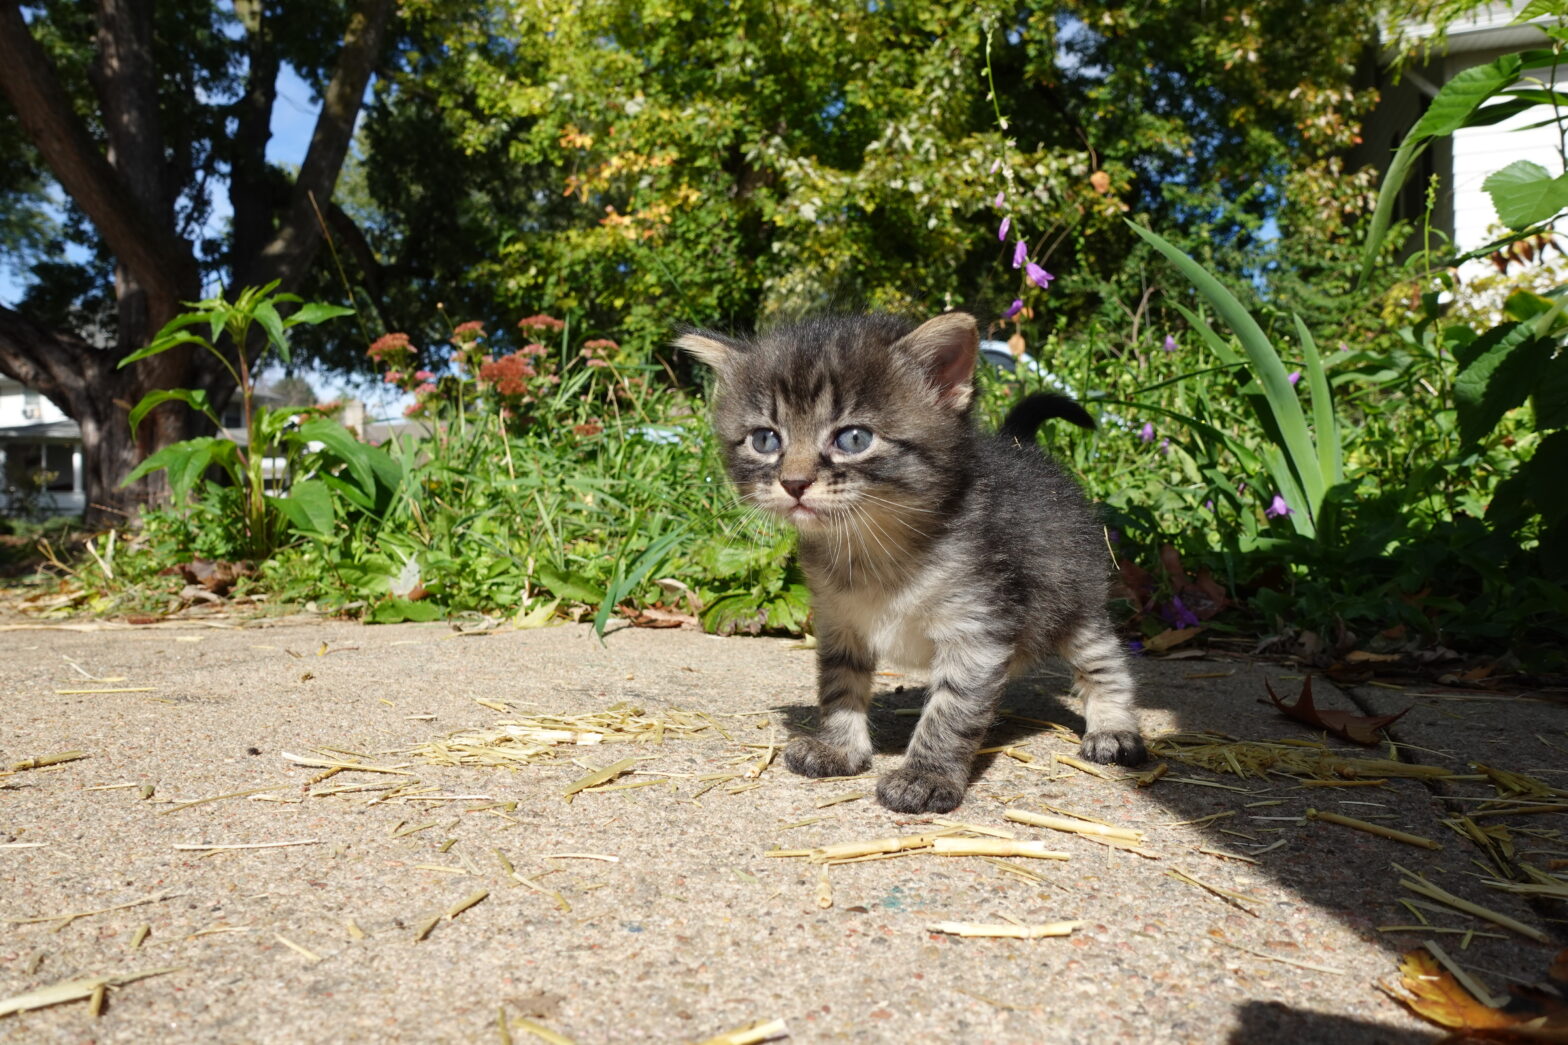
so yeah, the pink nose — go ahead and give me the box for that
[781,478,812,500]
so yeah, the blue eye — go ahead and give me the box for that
[834,426,873,453]
[750,428,781,453]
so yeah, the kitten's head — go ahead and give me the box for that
[678,312,979,533]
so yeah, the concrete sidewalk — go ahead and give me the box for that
[0,618,1563,1043]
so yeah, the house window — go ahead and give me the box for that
[22,388,41,420]
[3,444,73,492]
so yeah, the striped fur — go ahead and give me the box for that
[680,312,1144,813]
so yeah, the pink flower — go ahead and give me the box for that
[518,313,566,333]
[1025,262,1054,289]
[1288,370,1302,386]
[1163,335,1178,353]
[415,382,438,397]
[994,191,1005,208]
[519,342,548,357]
[414,370,435,381]
[998,216,1010,242]
[1012,241,1027,269]
[1139,422,1155,443]
[1265,494,1293,518]
[383,371,402,384]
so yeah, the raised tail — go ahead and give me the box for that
[999,392,1096,442]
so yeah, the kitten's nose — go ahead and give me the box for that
[780,478,813,501]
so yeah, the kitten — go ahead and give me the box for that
[679,311,1144,813]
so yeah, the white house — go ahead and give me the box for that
[0,376,85,518]
[1365,2,1563,277]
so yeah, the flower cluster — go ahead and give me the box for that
[368,332,415,370]
[580,338,619,368]
[518,314,566,335]
[990,182,1055,321]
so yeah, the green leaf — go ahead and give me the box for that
[269,479,336,538]
[292,418,378,499]
[1454,325,1555,445]
[368,597,445,624]
[127,388,213,435]
[1511,0,1568,23]
[1127,220,1325,519]
[285,303,356,327]
[1483,160,1568,229]
[250,299,290,362]
[117,330,208,369]
[535,565,605,604]
[1532,349,1568,430]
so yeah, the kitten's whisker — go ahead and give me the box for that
[857,491,942,515]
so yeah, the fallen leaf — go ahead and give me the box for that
[1145,627,1204,653]
[1264,676,1410,745]
[619,603,698,629]
[1389,948,1568,1040]
[1089,170,1111,194]
[1344,650,1401,664]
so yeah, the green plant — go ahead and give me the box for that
[119,283,357,558]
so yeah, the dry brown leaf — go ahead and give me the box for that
[1089,170,1111,194]
[1389,948,1568,1041]
[1145,626,1204,653]
[1265,676,1409,745]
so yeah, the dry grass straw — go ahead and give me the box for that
[1305,809,1442,850]
[511,1014,578,1044]
[1003,809,1144,842]
[6,891,178,931]
[0,966,181,1018]
[926,920,1083,939]
[1397,865,1550,943]
[929,838,1070,860]
[1167,866,1262,912]
[1149,732,1457,782]
[403,703,711,770]
[696,1017,790,1045]
[3,750,86,774]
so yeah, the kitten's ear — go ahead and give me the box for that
[896,311,979,410]
[675,328,746,373]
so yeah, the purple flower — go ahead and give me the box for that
[998,216,1011,242]
[1139,422,1155,443]
[1012,240,1027,269]
[1127,639,1144,654]
[1265,493,1293,518]
[1288,370,1302,386]
[1025,262,1054,289]
[1159,438,1170,455]
[1204,499,1215,511]
[989,158,1001,174]
[1003,298,1024,320]
[1163,334,1178,353]
[994,191,1005,208]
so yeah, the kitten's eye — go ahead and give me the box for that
[833,426,874,454]
[750,428,781,454]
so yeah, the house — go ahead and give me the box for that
[0,376,84,518]
[1361,2,1562,275]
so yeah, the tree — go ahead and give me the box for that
[325,0,1398,366]
[0,0,393,527]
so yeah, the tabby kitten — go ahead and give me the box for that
[679,311,1144,814]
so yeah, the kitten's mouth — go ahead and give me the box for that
[786,503,819,523]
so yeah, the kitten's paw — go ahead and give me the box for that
[1080,730,1147,766]
[784,737,871,779]
[876,766,966,814]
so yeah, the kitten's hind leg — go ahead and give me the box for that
[876,638,1009,814]
[784,628,874,779]
[1060,616,1147,765]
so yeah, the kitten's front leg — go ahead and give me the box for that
[784,622,874,778]
[876,640,1008,814]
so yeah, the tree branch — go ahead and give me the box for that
[242,0,395,291]
[0,305,101,415]
[0,2,196,319]
[230,0,280,276]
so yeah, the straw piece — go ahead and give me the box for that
[814,791,868,808]
[1399,875,1549,943]
[1216,940,1346,975]
[980,857,1052,884]
[542,852,618,863]
[1167,866,1261,911]
[346,920,367,940]
[926,921,1083,939]
[172,839,320,852]
[412,913,443,942]
[1422,939,1504,1008]
[280,751,415,776]
[159,782,295,815]
[0,966,180,1018]
[1136,763,1169,787]
[447,889,490,920]
[932,818,1016,839]
[810,834,942,863]
[562,757,640,800]
[273,934,323,963]
[1054,754,1115,779]
[6,750,87,772]
[129,924,149,950]
[513,1015,578,1044]
[929,838,1070,860]
[1306,808,1441,850]
[816,867,833,909]
[1004,809,1144,842]
[696,1017,790,1045]
[6,891,178,929]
